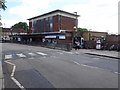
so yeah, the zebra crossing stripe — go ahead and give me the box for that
[28,53,36,56]
[5,55,12,59]
[36,52,47,56]
[16,53,26,58]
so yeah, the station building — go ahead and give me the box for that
[27,9,79,44]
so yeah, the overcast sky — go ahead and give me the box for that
[1,0,119,34]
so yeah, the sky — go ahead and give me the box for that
[1,0,119,34]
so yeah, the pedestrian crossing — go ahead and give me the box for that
[16,53,26,58]
[4,51,79,60]
[5,55,12,59]
[4,52,48,60]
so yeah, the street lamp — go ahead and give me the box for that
[74,12,78,31]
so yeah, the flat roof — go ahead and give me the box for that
[28,9,80,20]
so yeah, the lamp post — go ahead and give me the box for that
[88,29,92,41]
[74,12,78,31]
[72,12,79,48]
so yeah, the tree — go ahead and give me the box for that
[0,0,7,26]
[11,22,28,32]
[0,0,7,10]
[77,27,88,32]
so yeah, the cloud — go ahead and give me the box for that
[63,0,119,34]
[9,0,51,20]
[3,0,119,34]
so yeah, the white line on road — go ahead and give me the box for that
[73,61,81,65]
[16,53,26,58]
[80,64,99,69]
[5,60,26,90]
[11,65,16,77]
[73,61,119,74]
[114,72,120,74]
[92,58,100,60]
[5,55,12,60]
[73,61,99,69]
[62,51,73,54]
[28,53,36,56]
[58,52,63,54]
[36,52,47,56]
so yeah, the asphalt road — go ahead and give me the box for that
[2,43,118,89]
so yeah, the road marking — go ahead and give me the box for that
[16,53,26,58]
[36,52,47,56]
[81,64,99,69]
[114,72,120,74]
[73,61,81,65]
[5,55,12,59]
[73,61,99,69]
[11,77,25,89]
[92,58,100,60]
[5,60,26,90]
[75,52,79,54]
[28,53,36,56]
[11,65,16,77]
[62,51,73,54]
[57,52,63,54]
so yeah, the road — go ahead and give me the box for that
[2,43,118,89]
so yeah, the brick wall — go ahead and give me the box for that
[106,35,119,45]
[53,15,59,32]
[61,16,76,31]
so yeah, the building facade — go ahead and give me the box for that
[28,9,79,34]
[82,31,108,41]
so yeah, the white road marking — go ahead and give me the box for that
[75,52,79,54]
[5,55,12,59]
[81,64,99,69]
[11,77,25,89]
[36,52,47,56]
[16,53,26,58]
[5,60,25,89]
[57,52,63,54]
[73,61,99,69]
[62,51,73,54]
[11,65,16,77]
[92,58,100,60]
[28,53,36,56]
[114,72,120,74]
[73,61,81,65]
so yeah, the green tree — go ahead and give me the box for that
[77,27,88,32]
[11,22,28,32]
[0,0,7,10]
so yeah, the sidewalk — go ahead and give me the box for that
[72,49,119,59]
[0,61,4,89]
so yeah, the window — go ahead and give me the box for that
[49,17,53,32]
[32,20,36,33]
[37,20,41,33]
[46,17,49,32]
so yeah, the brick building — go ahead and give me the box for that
[27,10,79,45]
[28,9,79,33]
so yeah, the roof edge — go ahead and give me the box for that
[27,9,80,20]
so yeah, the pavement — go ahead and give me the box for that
[0,61,4,90]
[0,42,4,90]
[72,49,119,59]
